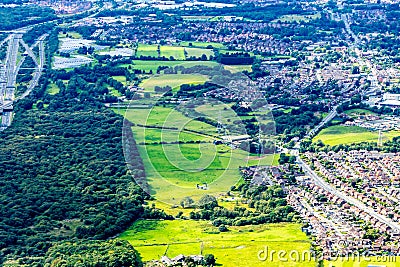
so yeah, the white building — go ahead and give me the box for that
[380,93,400,107]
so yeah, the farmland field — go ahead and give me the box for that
[120,220,315,267]
[124,60,220,72]
[160,46,185,60]
[180,41,226,49]
[46,83,60,95]
[273,13,321,23]
[121,60,250,74]
[135,44,215,60]
[344,108,377,117]
[140,74,209,93]
[131,126,213,144]
[185,47,214,58]
[118,106,275,203]
[313,125,400,146]
[136,44,159,57]
[112,75,127,85]
[224,65,252,73]
[121,106,217,134]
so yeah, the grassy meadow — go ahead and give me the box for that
[344,108,377,117]
[46,83,60,95]
[120,220,315,267]
[125,60,250,74]
[273,13,321,23]
[313,125,400,146]
[116,105,276,204]
[123,60,220,73]
[136,44,159,57]
[180,41,226,49]
[139,74,209,93]
[135,44,214,60]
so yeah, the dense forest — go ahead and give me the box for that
[40,240,142,267]
[0,6,57,30]
[0,51,150,264]
[0,102,147,262]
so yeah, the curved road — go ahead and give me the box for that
[297,157,400,233]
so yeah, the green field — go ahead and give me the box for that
[121,106,217,134]
[112,75,127,85]
[135,44,214,60]
[136,44,159,57]
[122,60,250,74]
[160,46,185,60]
[273,13,321,23]
[140,74,209,93]
[185,47,214,58]
[123,60,220,72]
[108,86,122,97]
[46,83,60,95]
[313,125,400,146]
[180,41,226,49]
[132,126,213,144]
[120,219,400,267]
[224,64,252,73]
[117,106,275,203]
[58,31,82,39]
[120,220,314,267]
[344,108,377,117]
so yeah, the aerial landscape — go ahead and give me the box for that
[1,0,400,266]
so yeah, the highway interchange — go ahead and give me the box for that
[0,2,108,131]
[0,33,46,131]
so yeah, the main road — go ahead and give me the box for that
[297,156,400,232]
[292,9,398,231]
[0,33,47,130]
[304,105,338,140]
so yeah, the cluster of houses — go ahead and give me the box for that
[74,17,322,57]
[30,0,92,14]
[146,254,204,267]
[240,166,287,187]
[344,114,400,131]
[50,0,400,106]
[288,151,400,257]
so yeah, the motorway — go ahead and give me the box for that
[0,33,47,130]
[4,34,21,98]
[0,34,20,130]
[0,1,107,130]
